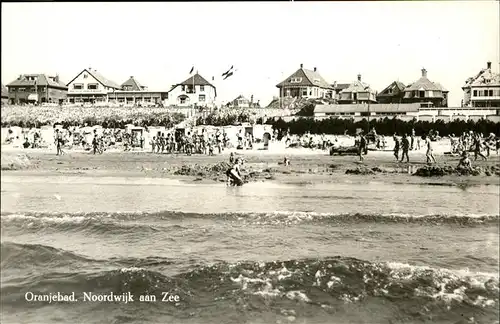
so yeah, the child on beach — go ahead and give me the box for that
[400,134,410,163]
[393,135,400,161]
[424,135,436,164]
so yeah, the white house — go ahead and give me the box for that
[462,62,500,108]
[66,68,121,103]
[168,73,217,107]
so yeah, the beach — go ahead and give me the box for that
[2,144,500,324]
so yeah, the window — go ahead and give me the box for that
[200,85,205,92]
[73,84,83,90]
[83,74,88,79]
[290,77,303,83]
[19,88,26,92]
[489,90,494,96]
[9,88,15,92]
[88,84,98,90]
[199,94,206,102]
[473,90,477,97]
[302,90,307,96]
[419,91,425,98]
[180,97,186,104]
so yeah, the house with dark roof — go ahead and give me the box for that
[462,62,500,108]
[6,74,68,105]
[226,95,260,108]
[167,72,216,107]
[338,74,377,104]
[331,82,350,102]
[403,68,448,107]
[121,76,147,91]
[106,76,168,106]
[376,81,406,104]
[276,64,333,101]
[66,68,121,103]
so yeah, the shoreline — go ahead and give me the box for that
[2,147,500,187]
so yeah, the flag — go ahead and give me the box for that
[212,76,215,81]
[189,66,194,74]
[222,65,234,77]
[223,71,233,80]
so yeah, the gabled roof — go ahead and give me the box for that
[66,68,121,89]
[7,74,68,89]
[179,73,214,87]
[377,81,406,97]
[405,69,444,92]
[342,79,374,93]
[464,67,500,87]
[332,83,350,91]
[121,76,145,91]
[277,66,333,89]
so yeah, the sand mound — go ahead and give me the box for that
[1,153,33,170]
[345,166,376,175]
[413,165,500,177]
[174,162,275,182]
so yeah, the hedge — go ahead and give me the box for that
[267,117,500,137]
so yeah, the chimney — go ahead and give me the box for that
[333,81,337,87]
[487,61,492,69]
[300,63,303,69]
[130,76,134,79]
[314,67,317,72]
[421,68,427,77]
[357,74,361,81]
[55,75,59,82]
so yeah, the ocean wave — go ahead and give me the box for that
[1,242,176,271]
[1,210,497,231]
[2,254,497,315]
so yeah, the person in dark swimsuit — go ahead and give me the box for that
[226,158,243,186]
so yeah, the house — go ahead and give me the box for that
[403,68,448,107]
[226,95,260,108]
[121,76,147,91]
[462,62,500,108]
[376,81,406,104]
[338,74,377,104]
[331,82,350,102]
[276,64,333,100]
[107,76,168,106]
[6,74,68,105]
[167,73,217,107]
[1,84,8,105]
[66,67,121,103]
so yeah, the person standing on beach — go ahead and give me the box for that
[410,128,416,150]
[393,134,400,161]
[400,134,410,163]
[56,129,64,155]
[358,133,367,161]
[473,133,487,161]
[424,135,436,164]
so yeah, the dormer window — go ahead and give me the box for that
[290,77,302,83]
[314,79,320,83]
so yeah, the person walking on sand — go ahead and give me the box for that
[473,133,487,161]
[423,135,436,164]
[410,128,416,150]
[358,133,367,162]
[400,134,410,163]
[55,129,65,156]
[393,134,400,161]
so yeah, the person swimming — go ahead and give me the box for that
[226,158,244,186]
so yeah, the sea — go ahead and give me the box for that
[1,175,499,324]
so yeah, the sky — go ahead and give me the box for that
[1,1,499,107]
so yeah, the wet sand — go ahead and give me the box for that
[2,146,499,187]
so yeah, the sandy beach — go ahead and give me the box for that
[2,144,500,187]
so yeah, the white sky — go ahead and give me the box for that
[1,1,499,106]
